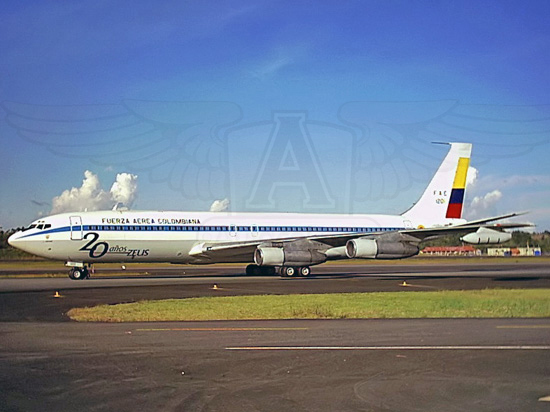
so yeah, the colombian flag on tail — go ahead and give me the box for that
[401,142,472,225]
[446,157,469,218]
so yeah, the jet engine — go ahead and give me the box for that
[254,246,326,267]
[346,234,419,259]
[461,227,512,244]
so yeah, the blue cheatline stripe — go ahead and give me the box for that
[19,225,408,238]
[449,188,465,205]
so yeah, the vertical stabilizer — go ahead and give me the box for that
[402,142,472,226]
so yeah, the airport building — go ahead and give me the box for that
[420,246,481,256]
[487,247,542,257]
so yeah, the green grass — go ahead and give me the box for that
[67,289,550,322]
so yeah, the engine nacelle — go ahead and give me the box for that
[346,238,377,258]
[346,237,419,259]
[461,227,512,244]
[254,247,326,267]
[254,247,284,266]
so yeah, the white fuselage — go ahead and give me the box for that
[8,143,474,270]
[9,210,421,265]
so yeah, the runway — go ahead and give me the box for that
[1,261,550,322]
[1,260,549,411]
[2,319,550,411]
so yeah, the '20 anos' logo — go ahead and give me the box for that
[79,233,149,259]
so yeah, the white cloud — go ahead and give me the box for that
[210,198,230,212]
[51,171,138,214]
[110,173,138,208]
[250,56,293,80]
[466,189,502,219]
[248,44,309,81]
[466,166,478,187]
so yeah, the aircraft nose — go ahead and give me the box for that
[8,232,20,247]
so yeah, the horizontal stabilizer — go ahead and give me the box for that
[454,212,529,227]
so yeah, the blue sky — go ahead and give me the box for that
[1,0,549,230]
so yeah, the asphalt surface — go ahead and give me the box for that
[1,261,550,411]
[1,261,550,322]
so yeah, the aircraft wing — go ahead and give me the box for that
[189,213,533,262]
[450,212,528,227]
[398,221,532,242]
[302,212,533,245]
[397,212,532,241]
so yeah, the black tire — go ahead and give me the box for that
[262,266,276,276]
[68,268,76,280]
[69,268,85,280]
[299,266,311,277]
[246,264,263,275]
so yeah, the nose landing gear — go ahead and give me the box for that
[68,265,90,280]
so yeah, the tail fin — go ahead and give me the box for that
[402,142,472,226]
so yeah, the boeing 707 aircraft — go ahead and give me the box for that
[8,142,530,279]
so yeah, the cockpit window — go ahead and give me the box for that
[21,222,51,231]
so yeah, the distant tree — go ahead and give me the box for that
[421,231,548,253]
[0,228,39,260]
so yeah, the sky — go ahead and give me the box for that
[1,0,549,230]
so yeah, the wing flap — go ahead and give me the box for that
[185,213,532,263]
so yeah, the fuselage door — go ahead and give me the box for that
[70,216,83,240]
[251,224,259,237]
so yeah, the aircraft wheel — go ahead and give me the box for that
[299,266,311,277]
[246,264,259,275]
[284,266,296,277]
[69,267,86,280]
[263,266,276,276]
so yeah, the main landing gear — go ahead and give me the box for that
[68,265,90,280]
[280,266,311,278]
[245,264,311,277]
[245,265,276,276]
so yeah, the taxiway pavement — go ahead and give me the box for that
[1,261,549,411]
[2,318,550,411]
[1,261,550,322]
